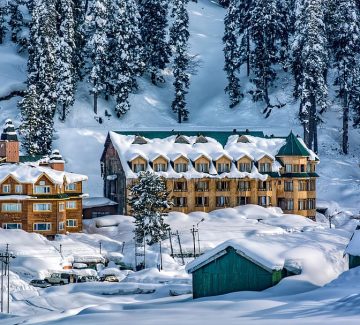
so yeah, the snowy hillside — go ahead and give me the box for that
[0,0,359,212]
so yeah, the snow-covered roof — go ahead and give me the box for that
[186,238,286,273]
[108,131,318,179]
[82,197,118,209]
[345,230,360,256]
[0,163,88,185]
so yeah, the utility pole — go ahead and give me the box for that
[196,218,205,256]
[168,229,174,257]
[176,231,184,265]
[0,244,15,314]
[59,244,62,255]
[1,254,3,313]
[191,225,196,258]
[6,244,9,314]
[159,241,163,271]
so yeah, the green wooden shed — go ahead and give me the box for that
[345,228,360,269]
[186,240,297,299]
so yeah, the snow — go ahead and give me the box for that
[0,163,88,185]
[82,197,118,209]
[345,230,360,256]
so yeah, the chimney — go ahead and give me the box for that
[49,149,65,171]
[0,119,19,163]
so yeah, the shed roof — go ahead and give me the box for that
[345,230,360,256]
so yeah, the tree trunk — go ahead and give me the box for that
[151,72,157,85]
[94,92,98,115]
[84,0,89,14]
[246,30,250,77]
[342,90,349,154]
[178,108,182,124]
[62,103,66,121]
[308,93,315,151]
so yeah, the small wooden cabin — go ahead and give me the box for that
[345,228,360,269]
[82,197,118,219]
[186,241,297,299]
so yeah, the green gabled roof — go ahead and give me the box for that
[19,155,44,163]
[277,132,310,157]
[113,130,265,146]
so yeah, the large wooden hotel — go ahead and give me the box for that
[0,120,87,238]
[101,130,319,219]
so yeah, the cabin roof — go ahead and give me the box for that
[277,132,311,157]
[345,229,360,256]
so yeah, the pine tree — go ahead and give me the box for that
[330,0,360,154]
[85,0,109,115]
[238,0,252,77]
[249,0,285,108]
[128,171,171,245]
[0,0,7,44]
[139,0,171,85]
[107,0,144,118]
[73,0,87,82]
[170,0,190,123]
[293,0,328,152]
[8,0,24,43]
[56,0,76,121]
[223,0,243,108]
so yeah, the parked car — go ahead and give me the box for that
[30,279,51,288]
[100,275,119,282]
[45,273,70,285]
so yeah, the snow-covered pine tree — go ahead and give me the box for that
[249,0,284,109]
[73,0,86,82]
[219,0,230,7]
[170,0,190,123]
[0,0,7,44]
[128,171,171,245]
[238,0,252,77]
[223,0,243,108]
[24,0,57,154]
[8,0,24,43]
[293,0,328,153]
[138,0,171,85]
[56,0,76,121]
[107,0,144,118]
[329,0,360,154]
[85,0,108,115]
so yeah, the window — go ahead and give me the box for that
[217,163,230,173]
[33,203,52,212]
[239,162,252,172]
[59,222,65,231]
[154,163,167,172]
[59,203,65,212]
[66,201,77,209]
[285,199,294,211]
[259,163,271,173]
[238,181,250,191]
[306,163,311,172]
[298,200,307,210]
[195,196,209,207]
[2,203,21,212]
[2,223,22,230]
[15,185,23,194]
[300,165,305,172]
[65,183,76,191]
[174,163,188,173]
[195,163,209,173]
[216,181,230,191]
[173,197,187,207]
[307,198,316,209]
[216,196,229,207]
[299,181,307,191]
[285,164,292,173]
[309,180,316,191]
[258,196,270,207]
[2,184,10,193]
[133,163,145,173]
[34,185,51,194]
[39,181,45,185]
[293,165,299,173]
[284,181,293,192]
[237,196,249,206]
[195,181,209,192]
[174,181,187,192]
[258,181,271,191]
[66,219,77,227]
[33,223,51,231]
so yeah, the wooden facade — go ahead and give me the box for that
[101,131,319,219]
[188,247,286,298]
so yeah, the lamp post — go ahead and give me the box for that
[196,218,205,256]
[329,210,342,229]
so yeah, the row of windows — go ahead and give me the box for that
[1,183,77,194]
[173,180,271,192]
[2,220,78,231]
[284,163,316,173]
[1,201,77,212]
[284,180,316,192]
[132,161,272,174]
[279,199,316,211]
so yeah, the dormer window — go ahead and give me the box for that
[239,162,252,172]
[132,135,147,145]
[195,135,208,143]
[195,163,209,173]
[217,163,230,173]
[15,184,23,194]
[133,163,145,173]
[154,163,167,172]
[2,184,10,193]
[259,163,271,173]
[174,163,188,173]
[175,135,190,144]
[34,185,51,194]
[285,164,292,173]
